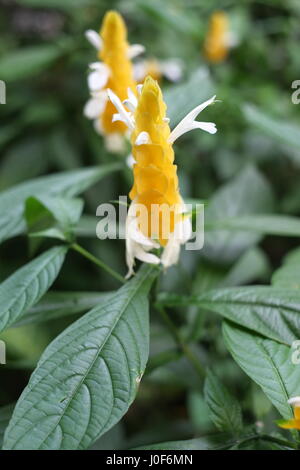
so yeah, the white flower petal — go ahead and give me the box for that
[105,133,126,153]
[134,245,161,265]
[128,218,159,248]
[93,118,103,135]
[135,131,151,146]
[128,44,145,59]
[137,84,143,95]
[128,88,138,107]
[169,95,217,143]
[83,94,106,119]
[126,153,136,168]
[161,59,183,82]
[88,65,109,91]
[133,62,147,82]
[123,99,136,112]
[107,89,135,130]
[161,237,180,268]
[288,397,300,407]
[85,30,102,50]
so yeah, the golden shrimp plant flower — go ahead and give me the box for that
[204,11,232,63]
[108,76,217,277]
[277,397,300,430]
[84,10,144,153]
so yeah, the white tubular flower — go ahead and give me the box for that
[125,201,160,278]
[128,44,145,59]
[85,29,103,51]
[169,95,217,143]
[107,89,135,130]
[288,397,300,407]
[133,58,183,83]
[105,133,127,153]
[83,91,107,119]
[108,77,217,277]
[87,62,110,92]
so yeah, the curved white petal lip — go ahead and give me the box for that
[169,95,217,143]
[107,89,135,130]
[128,44,145,59]
[135,131,151,145]
[87,64,110,91]
[288,397,300,407]
[85,30,102,50]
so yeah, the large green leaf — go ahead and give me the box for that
[223,322,299,419]
[202,166,274,264]
[243,104,300,152]
[135,433,237,450]
[158,286,300,346]
[0,44,68,82]
[0,164,120,244]
[0,246,67,332]
[3,265,158,450]
[0,404,14,448]
[206,214,300,237]
[15,291,113,327]
[204,370,243,435]
[272,247,300,289]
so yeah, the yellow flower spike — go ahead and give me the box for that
[277,397,300,430]
[204,11,230,63]
[108,76,217,277]
[99,11,136,135]
[129,77,181,244]
[84,10,144,153]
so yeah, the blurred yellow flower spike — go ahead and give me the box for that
[108,76,217,277]
[204,11,230,63]
[84,11,144,153]
[277,397,300,430]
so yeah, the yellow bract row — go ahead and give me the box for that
[99,11,136,134]
[129,77,182,245]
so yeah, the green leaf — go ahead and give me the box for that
[204,370,243,435]
[15,291,114,327]
[220,247,270,287]
[0,44,65,82]
[25,195,84,242]
[203,166,274,264]
[243,104,300,152]
[0,246,67,332]
[272,247,300,289]
[3,265,158,450]
[0,164,120,244]
[0,404,14,448]
[165,68,214,127]
[158,286,300,346]
[207,214,300,237]
[223,322,299,420]
[135,433,237,450]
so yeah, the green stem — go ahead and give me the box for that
[71,243,125,284]
[156,304,205,379]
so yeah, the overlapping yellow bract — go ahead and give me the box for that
[278,406,300,430]
[129,76,182,245]
[99,11,136,134]
[204,11,229,63]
